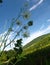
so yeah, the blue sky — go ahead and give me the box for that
[0,0,50,50]
[0,0,50,33]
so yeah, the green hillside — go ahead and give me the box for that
[16,33,50,65]
[22,33,50,55]
[17,46,50,65]
[24,33,50,49]
[0,33,50,65]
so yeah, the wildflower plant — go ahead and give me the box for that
[0,1,33,65]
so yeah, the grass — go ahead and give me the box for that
[0,33,50,65]
[16,46,50,65]
[16,33,50,65]
[22,34,50,55]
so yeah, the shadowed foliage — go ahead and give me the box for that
[16,46,50,65]
[0,33,50,65]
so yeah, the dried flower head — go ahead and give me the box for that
[16,20,22,26]
[22,11,30,19]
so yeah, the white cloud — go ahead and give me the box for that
[47,19,50,22]
[40,24,45,30]
[23,25,50,46]
[0,25,50,50]
[29,0,43,11]
[0,31,15,50]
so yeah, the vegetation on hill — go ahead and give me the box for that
[16,33,50,65]
[17,46,50,65]
[0,33,50,65]
[24,33,50,49]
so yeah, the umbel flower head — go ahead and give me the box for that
[23,25,28,30]
[22,11,30,19]
[23,31,30,38]
[16,20,22,26]
[28,20,33,26]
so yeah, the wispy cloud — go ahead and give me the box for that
[0,25,50,50]
[40,24,45,30]
[29,0,43,11]
[47,19,50,22]
[0,31,15,50]
[23,25,50,45]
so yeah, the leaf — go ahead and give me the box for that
[17,47,23,54]
[14,47,18,52]
[15,43,19,47]
[16,39,22,45]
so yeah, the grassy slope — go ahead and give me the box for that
[16,33,50,65]
[17,46,50,65]
[1,33,50,65]
[22,33,50,55]
[24,33,50,49]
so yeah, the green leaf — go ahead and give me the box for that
[15,43,19,47]
[16,39,22,45]
[17,47,23,54]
